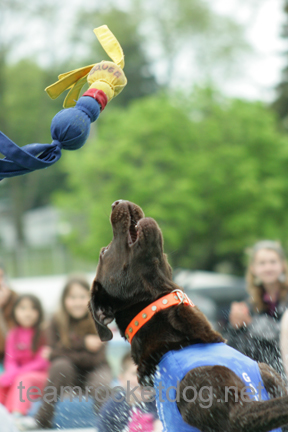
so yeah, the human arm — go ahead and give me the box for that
[58,346,106,370]
[17,347,50,374]
[229,301,252,329]
[48,316,106,368]
[48,316,101,351]
[49,333,106,369]
[65,332,102,352]
[84,334,103,352]
[40,345,52,360]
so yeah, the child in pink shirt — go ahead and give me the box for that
[0,294,49,415]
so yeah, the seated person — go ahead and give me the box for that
[224,241,288,377]
[26,275,111,430]
[0,294,49,417]
[97,352,162,432]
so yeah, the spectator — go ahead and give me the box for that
[0,294,49,416]
[0,262,18,370]
[225,240,288,376]
[30,275,112,429]
[97,352,161,432]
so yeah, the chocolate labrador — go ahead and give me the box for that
[89,200,288,432]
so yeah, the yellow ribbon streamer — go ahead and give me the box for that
[45,25,126,108]
[93,25,125,69]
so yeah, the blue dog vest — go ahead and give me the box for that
[154,342,282,432]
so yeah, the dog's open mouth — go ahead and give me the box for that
[128,207,141,246]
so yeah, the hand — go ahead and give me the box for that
[84,335,103,352]
[41,346,52,360]
[229,302,252,329]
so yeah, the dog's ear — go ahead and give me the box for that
[89,281,114,342]
[88,300,114,341]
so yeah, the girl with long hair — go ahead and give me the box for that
[246,240,288,315]
[226,240,288,375]
[32,275,112,429]
[0,294,49,415]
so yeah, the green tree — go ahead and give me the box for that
[54,89,288,272]
[0,59,66,253]
[66,0,249,100]
[132,0,249,87]
[0,0,68,255]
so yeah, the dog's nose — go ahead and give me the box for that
[112,200,124,210]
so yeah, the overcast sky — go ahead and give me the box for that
[4,0,286,102]
[214,0,286,100]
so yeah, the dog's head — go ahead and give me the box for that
[89,200,173,341]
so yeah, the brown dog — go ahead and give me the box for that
[89,200,288,432]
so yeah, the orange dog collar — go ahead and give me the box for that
[125,289,195,344]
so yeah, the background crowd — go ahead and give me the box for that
[0,238,288,431]
[0,265,162,431]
